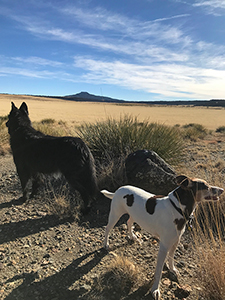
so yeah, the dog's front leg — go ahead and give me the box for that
[167,239,180,277]
[151,242,168,300]
[16,166,30,202]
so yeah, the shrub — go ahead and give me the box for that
[0,115,10,155]
[33,120,71,137]
[181,123,208,141]
[87,254,139,299]
[77,115,184,166]
[40,118,56,125]
[216,126,225,133]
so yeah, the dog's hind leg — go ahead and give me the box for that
[104,209,124,249]
[127,217,137,241]
[30,174,43,199]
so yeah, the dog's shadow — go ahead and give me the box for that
[0,197,25,209]
[4,249,107,300]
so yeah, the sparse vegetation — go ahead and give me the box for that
[0,115,10,155]
[192,201,225,300]
[181,123,208,141]
[87,254,140,299]
[33,119,74,137]
[216,126,225,133]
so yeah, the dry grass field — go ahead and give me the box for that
[1,93,225,130]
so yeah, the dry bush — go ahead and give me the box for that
[33,119,75,137]
[96,155,127,191]
[87,254,140,300]
[180,157,225,299]
[43,180,81,220]
[181,123,208,141]
[197,245,225,300]
[191,177,225,299]
[193,214,225,300]
[0,115,10,155]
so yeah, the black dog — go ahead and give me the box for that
[6,102,98,214]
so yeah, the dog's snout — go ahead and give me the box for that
[212,187,224,196]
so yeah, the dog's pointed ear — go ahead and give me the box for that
[11,102,17,111]
[176,175,192,189]
[19,102,29,115]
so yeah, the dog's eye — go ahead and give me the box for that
[197,182,209,191]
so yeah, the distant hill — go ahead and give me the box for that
[63,92,126,103]
[62,92,225,107]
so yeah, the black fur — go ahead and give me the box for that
[6,102,98,214]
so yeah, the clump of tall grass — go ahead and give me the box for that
[189,167,225,299]
[181,123,208,141]
[33,119,74,137]
[0,115,10,155]
[77,115,184,166]
[193,202,225,300]
[87,254,139,299]
[216,126,225,133]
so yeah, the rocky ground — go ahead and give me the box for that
[0,134,225,300]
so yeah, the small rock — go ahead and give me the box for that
[162,278,171,286]
[79,284,92,293]
[177,261,186,268]
[174,284,192,298]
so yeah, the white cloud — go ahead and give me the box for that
[12,56,63,67]
[74,56,225,99]
[193,0,225,15]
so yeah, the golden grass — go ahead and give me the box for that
[1,94,225,130]
[87,254,140,299]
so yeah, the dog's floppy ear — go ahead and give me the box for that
[176,175,192,189]
[19,102,29,115]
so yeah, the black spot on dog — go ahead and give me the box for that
[145,196,159,215]
[174,218,186,231]
[123,194,134,207]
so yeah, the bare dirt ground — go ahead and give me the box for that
[0,132,225,300]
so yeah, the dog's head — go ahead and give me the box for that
[6,102,31,135]
[176,175,224,203]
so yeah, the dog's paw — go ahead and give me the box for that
[151,288,161,300]
[104,243,109,251]
[128,233,137,241]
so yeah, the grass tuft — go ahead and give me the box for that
[181,123,208,141]
[0,115,10,155]
[77,115,184,166]
[87,254,139,299]
[216,126,225,133]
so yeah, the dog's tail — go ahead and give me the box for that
[101,190,115,199]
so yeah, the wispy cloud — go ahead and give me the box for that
[74,56,225,99]
[12,56,63,67]
[193,0,225,15]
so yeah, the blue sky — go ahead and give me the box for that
[0,0,225,101]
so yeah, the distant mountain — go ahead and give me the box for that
[62,92,225,107]
[63,92,126,103]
